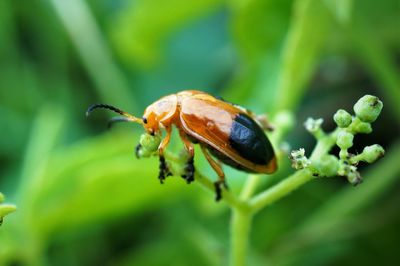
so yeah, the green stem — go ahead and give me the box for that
[163,149,247,210]
[230,208,253,266]
[249,129,338,214]
[195,172,247,211]
[240,174,261,201]
[169,124,339,265]
[310,129,338,160]
[249,169,314,214]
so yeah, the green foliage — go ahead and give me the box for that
[0,193,16,226]
[0,0,399,265]
[111,0,223,67]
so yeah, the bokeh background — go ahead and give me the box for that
[0,0,399,265]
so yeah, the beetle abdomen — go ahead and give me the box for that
[229,113,274,166]
[207,145,258,173]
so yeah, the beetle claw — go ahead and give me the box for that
[181,157,195,184]
[158,156,172,184]
[135,143,142,158]
[214,180,228,201]
[214,182,222,201]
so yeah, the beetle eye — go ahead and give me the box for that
[142,117,148,124]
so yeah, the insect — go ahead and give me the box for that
[86,90,277,201]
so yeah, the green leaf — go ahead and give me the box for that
[0,193,16,226]
[20,132,197,236]
[50,0,134,108]
[0,204,16,219]
[110,0,223,67]
[349,22,400,122]
[274,0,332,111]
[226,0,292,107]
[324,0,354,24]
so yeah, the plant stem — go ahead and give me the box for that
[240,174,261,201]
[230,208,253,266]
[249,169,314,214]
[310,129,338,160]
[195,172,247,210]
[249,129,338,214]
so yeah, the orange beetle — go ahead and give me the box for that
[87,90,277,200]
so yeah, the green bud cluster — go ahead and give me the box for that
[336,131,354,150]
[338,161,361,185]
[350,118,372,134]
[333,109,352,128]
[304,118,325,139]
[350,144,385,164]
[353,95,383,123]
[312,155,339,177]
[289,148,310,170]
[137,133,161,158]
[304,118,323,133]
[362,144,385,163]
[0,192,17,226]
[333,95,383,183]
[291,95,384,186]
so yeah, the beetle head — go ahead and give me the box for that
[141,112,159,136]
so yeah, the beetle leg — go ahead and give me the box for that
[200,145,228,201]
[135,143,142,158]
[178,130,195,184]
[254,114,274,131]
[158,126,173,183]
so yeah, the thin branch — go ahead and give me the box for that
[249,169,315,214]
[240,175,261,201]
[195,172,248,211]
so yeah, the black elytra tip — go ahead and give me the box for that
[229,113,275,165]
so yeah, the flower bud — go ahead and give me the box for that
[0,203,17,226]
[353,95,383,123]
[139,133,161,152]
[136,146,153,158]
[338,162,362,185]
[0,204,17,217]
[289,148,310,170]
[313,155,339,177]
[347,171,362,186]
[336,131,354,149]
[333,109,352,128]
[353,120,372,134]
[304,118,323,133]
[362,144,385,163]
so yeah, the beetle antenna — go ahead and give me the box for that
[107,116,135,128]
[86,103,143,124]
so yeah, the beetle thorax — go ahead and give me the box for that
[142,95,179,134]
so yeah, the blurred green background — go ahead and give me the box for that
[0,0,399,265]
